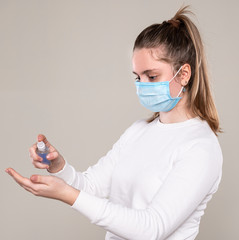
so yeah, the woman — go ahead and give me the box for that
[6,6,223,240]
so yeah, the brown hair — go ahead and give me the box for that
[133,6,223,136]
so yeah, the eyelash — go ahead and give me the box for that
[149,76,157,80]
[135,76,158,81]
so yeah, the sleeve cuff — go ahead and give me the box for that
[71,190,108,224]
[47,160,79,186]
[48,160,72,177]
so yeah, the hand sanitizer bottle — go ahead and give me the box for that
[36,141,51,165]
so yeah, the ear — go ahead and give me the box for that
[180,64,191,86]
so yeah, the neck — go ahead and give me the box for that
[159,92,196,124]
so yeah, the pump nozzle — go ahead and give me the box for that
[37,141,46,152]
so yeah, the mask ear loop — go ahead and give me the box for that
[169,66,185,97]
[169,66,183,83]
[176,85,185,97]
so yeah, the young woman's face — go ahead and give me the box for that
[132,48,183,98]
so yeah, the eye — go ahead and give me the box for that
[148,76,157,81]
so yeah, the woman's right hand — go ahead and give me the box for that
[29,134,65,173]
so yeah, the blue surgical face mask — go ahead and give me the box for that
[134,66,185,112]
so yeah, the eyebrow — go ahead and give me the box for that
[132,69,160,75]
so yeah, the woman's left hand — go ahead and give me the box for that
[5,168,80,206]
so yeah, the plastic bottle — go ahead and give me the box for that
[36,141,51,165]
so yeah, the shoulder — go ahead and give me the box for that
[174,134,223,180]
[118,118,149,144]
[125,118,149,131]
[177,117,223,157]
[172,118,223,171]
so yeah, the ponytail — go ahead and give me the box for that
[133,5,223,136]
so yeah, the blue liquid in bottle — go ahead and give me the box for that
[37,152,50,165]
[36,141,51,165]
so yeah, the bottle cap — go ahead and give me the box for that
[37,141,46,151]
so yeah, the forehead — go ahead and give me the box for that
[132,48,169,73]
[132,48,162,61]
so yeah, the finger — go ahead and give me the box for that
[5,168,33,188]
[30,174,51,185]
[29,144,42,161]
[46,151,58,161]
[22,185,36,195]
[32,160,50,169]
[37,134,56,153]
[38,134,52,149]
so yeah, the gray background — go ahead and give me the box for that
[1,0,238,239]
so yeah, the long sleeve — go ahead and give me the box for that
[71,139,223,240]
[49,119,144,198]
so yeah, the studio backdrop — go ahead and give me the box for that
[1,0,238,239]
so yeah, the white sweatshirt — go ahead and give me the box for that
[50,116,223,240]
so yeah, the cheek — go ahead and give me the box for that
[169,80,182,98]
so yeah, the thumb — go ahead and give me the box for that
[37,134,51,148]
[30,175,49,184]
